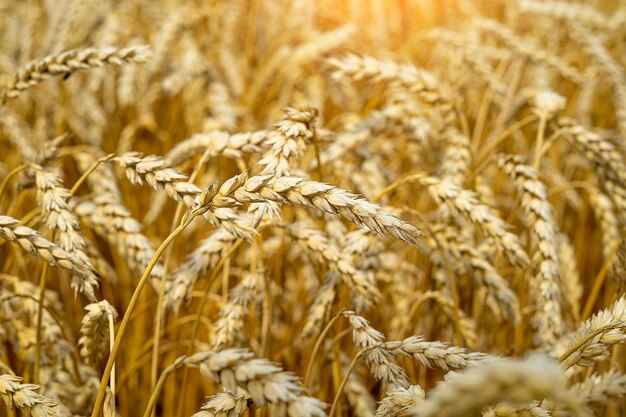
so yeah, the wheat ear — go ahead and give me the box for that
[412,355,580,417]
[0,374,71,416]
[2,45,150,100]
[497,154,564,347]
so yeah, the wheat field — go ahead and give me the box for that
[1,0,626,416]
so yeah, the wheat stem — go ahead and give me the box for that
[304,309,346,387]
[175,239,244,417]
[0,164,27,204]
[69,154,115,196]
[143,356,186,417]
[33,262,48,385]
[329,350,365,417]
[582,240,621,319]
[90,211,198,417]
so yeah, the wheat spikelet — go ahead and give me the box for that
[185,349,327,417]
[557,118,626,189]
[74,194,161,276]
[497,154,563,347]
[302,273,340,338]
[327,53,441,101]
[2,45,150,100]
[557,233,582,322]
[411,355,578,417]
[383,336,492,372]
[258,106,318,176]
[32,165,99,300]
[345,312,410,389]
[285,222,379,309]
[429,225,521,323]
[376,385,424,417]
[0,374,70,416]
[588,191,621,262]
[440,129,472,185]
[1,279,71,364]
[416,175,529,267]
[573,369,626,407]
[78,300,117,364]
[213,173,424,245]
[0,215,94,284]
[552,295,626,368]
[425,29,509,96]
[477,19,584,84]
[165,228,239,312]
[111,152,256,240]
[165,130,271,167]
[212,272,264,350]
[192,389,251,417]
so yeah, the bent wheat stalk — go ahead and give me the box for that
[90,194,212,417]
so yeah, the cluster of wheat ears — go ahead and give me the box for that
[1,0,626,416]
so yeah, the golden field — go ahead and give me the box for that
[1,0,626,416]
